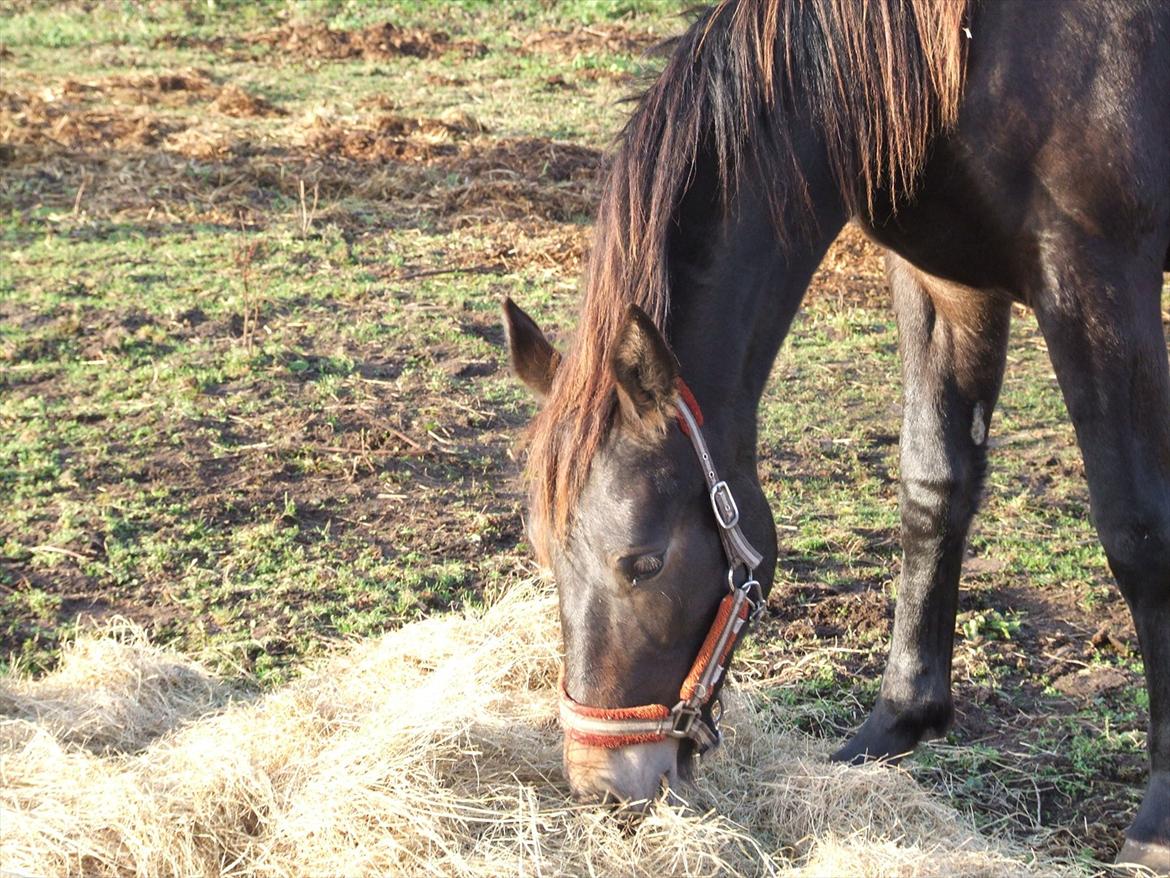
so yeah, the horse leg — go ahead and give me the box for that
[1031,258,1170,870]
[833,254,1011,764]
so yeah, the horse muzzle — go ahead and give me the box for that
[563,735,682,808]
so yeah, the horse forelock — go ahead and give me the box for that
[524,0,970,557]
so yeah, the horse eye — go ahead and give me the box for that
[618,552,664,585]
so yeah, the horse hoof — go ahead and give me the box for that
[1115,838,1170,876]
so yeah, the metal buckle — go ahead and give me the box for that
[740,577,765,624]
[669,702,700,738]
[709,480,739,529]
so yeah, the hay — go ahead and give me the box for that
[519,24,660,59]
[0,624,232,754]
[1,582,1080,878]
[1,72,599,231]
[246,22,487,62]
[0,89,180,155]
[210,85,285,119]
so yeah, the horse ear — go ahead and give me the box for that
[501,297,560,399]
[610,304,678,432]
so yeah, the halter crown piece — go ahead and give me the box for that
[559,378,766,757]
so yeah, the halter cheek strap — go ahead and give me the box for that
[559,378,766,755]
[673,381,764,574]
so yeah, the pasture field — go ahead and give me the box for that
[2,0,1168,867]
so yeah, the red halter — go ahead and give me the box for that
[559,379,766,755]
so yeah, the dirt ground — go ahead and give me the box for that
[2,1,1168,868]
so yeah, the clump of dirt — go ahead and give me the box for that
[285,126,600,223]
[425,220,591,279]
[249,21,487,62]
[439,138,603,224]
[299,111,470,163]
[210,84,284,118]
[1051,665,1133,700]
[424,73,470,87]
[576,66,638,85]
[304,126,451,163]
[481,222,591,274]
[58,69,217,107]
[57,70,282,118]
[435,110,487,136]
[163,124,238,161]
[519,25,661,84]
[0,72,287,163]
[453,137,600,182]
[542,74,576,92]
[520,24,659,58]
[0,90,181,158]
[356,94,399,112]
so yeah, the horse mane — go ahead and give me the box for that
[525,0,969,556]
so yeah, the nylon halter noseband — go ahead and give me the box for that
[559,378,766,756]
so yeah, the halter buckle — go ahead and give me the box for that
[741,577,766,624]
[669,702,700,738]
[709,480,740,529]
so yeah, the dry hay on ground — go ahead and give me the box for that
[56,69,220,106]
[297,107,473,163]
[520,24,660,58]
[0,71,280,161]
[208,84,284,119]
[519,24,661,84]
[1,70,599,229]
[438,138,601,224]
[447,219,591,276]
[0,89,180,155]
[0,626,232,754]
[152,21,650,67]
[1,581,1078,878]
[248,21,487,63]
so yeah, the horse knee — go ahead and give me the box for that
[1097,504,1170,596]
[900,465,983,543]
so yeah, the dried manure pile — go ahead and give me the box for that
[2,582,1076,878]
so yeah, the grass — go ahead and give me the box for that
[2,0,1168,866]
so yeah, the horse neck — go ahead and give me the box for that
[665,141,847,462]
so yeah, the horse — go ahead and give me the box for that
[501,0,1170,868]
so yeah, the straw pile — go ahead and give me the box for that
[1,582,1078,878]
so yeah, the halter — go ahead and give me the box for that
[559,378,766,757]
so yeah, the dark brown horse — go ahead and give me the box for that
[502,0,1170,867]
